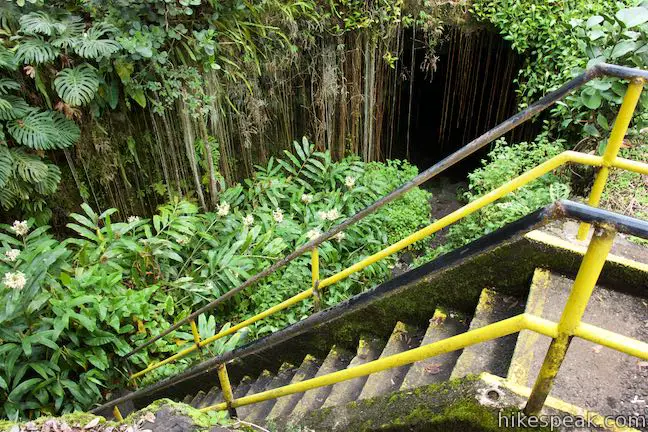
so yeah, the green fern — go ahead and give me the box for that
[74,23,121,59]
[54,64,99,106]
[19,11,64,36]
[11,148,49,183]
[15,37,59,64]
[0,96,30,120]
[0,145,12,189]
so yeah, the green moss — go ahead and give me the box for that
[131,398,227,429]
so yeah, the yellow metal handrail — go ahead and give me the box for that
[112,69,648,422]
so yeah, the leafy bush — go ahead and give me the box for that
[0,139,431,418]
[419,133,570,261]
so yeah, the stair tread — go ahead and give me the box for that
[236,370,274,420]
[189,390,206,408]
[246,363,296,424]
[198,386,221,409]
[358,321,421,400]
[233,376,252,399]
[288,346,352,419]
[450,288,523,379]
[267,355,320,420]
[321,337,384,408]
[401,309,467,390]
[507,269,648,418]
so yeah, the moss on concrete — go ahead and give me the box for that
[292,376,551,432]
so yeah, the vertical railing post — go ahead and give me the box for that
[311,247,321,311]
[113,406,124,422]
[217,363,237,418]
[525,226,616,415]
[577,79,644,240]
[190,319,202,350]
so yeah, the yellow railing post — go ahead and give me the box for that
[524,226,616,415]
[311,247,321,311]
[217,363,237,418]
[190,320,202,350]
[113,405,124,422]
[577,79,644,240]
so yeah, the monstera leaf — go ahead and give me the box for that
[19,11,64,36]
[15,37,59,64]
[54,64,100,106]
[73,23,121,59]
[6,109,78,150]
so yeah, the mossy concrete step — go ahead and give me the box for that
[321,337,384,409]
[401,308,467,391]
[233,376,252,399]
[450,288,523,379]
[236,369,273,420]
[196,386,221,409]
[506,269,648,419]
[246,362,296,424]
[358,321,421,400]
[289,346,352,420]
[267,355,320,420]
[189,390,206,407]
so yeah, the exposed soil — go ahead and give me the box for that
[425,177,467,250]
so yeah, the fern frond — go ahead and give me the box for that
[51,15,84,49]
[15,37,59,64]
[11,148,48,183]
[7,109,57,149]
[0,78,20,94]
[19,11,64,36]
[73,23,120,59]
[0,96,30,120]
[54,64,99,106]
[0,145,12,189]
[33,163,61,195]
[0,45,17,70]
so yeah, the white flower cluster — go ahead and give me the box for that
[301,194,313,204]
[306,229,322,241]
[243,214,254,227]
[3,271,26,290]
[345,176,356,188]
[11,220,28,236]
[217,202,230,216]
[334,231,345,243]
[317,208,341,221]
[273,208,284,223]
[127,215,141,223]
[4,249,20,262]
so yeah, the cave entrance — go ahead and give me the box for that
[388,27,540,180]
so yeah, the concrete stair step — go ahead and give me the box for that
[197,386,221,409]
[358,321,421,400]
[233,376,252,399]
[401,308,467,391]
[451,288,523,379]
[321,337,384,409]
[506,269,648,418]
[236,370,273,420]
[288,346,352,419]
[189,390,206,408]
[246,363,296,425]
[267,355,320,420]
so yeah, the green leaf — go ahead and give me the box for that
[74,23,121,59]
[611,40,637,58]
[19,11,64,36]
[129,88,147,108]
[581,89,602,109]
[54,64,100,106]
[596,113,609,130]
[15,37,59,64]
[616,7,648,28]
[8,378,42,401]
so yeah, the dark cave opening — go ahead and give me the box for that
[389,27,542,181]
